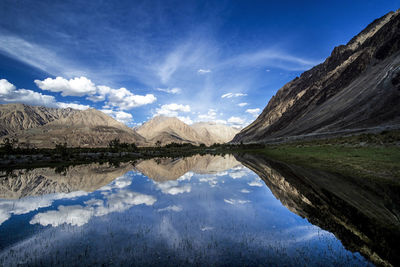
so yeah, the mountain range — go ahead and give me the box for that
[233,9,400,143]
[0,103,238,148]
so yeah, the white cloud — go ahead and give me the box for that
[0,79,15,95]
[198,69,211,74]
[156,87,181,94]
[0,191,88,226]
[155,180,191,195]
[86,85,111,102]
[155,103,191,117]
[228,116,245,126]
[199,176,218,187]
[177,116,193,125]
[101,109,133,124]
[238,102,248,107]
[241,189,250,193]
[157,205,183,212]
[229,170,248,179]
[57,102,90,110]
[0,78,90,109]
[30,205,94,227]
[86,85,156,110]
[197,109,217,121]
[221,92,247,98]
[246,108,261,117]
[106,87,156,110]
[248,179,263,187]
[224,199,250,205]
[35,77,97,97]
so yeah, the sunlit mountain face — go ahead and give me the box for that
[0,155,389,266]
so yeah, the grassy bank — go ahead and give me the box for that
[231,130,400,183]
[251,145,400,183]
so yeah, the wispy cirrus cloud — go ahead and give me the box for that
[156,87,181,94]
[221,92,247,98]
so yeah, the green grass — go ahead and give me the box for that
[254,145,400,183]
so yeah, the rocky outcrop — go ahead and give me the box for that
[233,10,400,143]
[236,153,400,267]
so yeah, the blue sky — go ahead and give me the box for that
[0,0,399,127]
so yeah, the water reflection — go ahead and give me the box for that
[0,155,375,266]
[236,153,400,267]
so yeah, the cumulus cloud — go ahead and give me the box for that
[228,116,246,126]
[177,116,193,125]
[198,69,211,74]
[221,92,247,98]
[248,179,264,187]
[155,180,191,195]
[0,191,88,226]
[199,176,218,187]
[34,76,97,97]
[106,87,156,110]
[155,103,191,117]
[246,108,261,117]
[197,109,217,121]
[30,205,94,227]
[156,87,181,94]
[33,76,156,111]
[0,78,90,109]
[238,102,248,107]
[101,109,133,124]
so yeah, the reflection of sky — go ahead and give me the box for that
[0,162,370,266]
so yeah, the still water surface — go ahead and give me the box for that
[0,155,375,266]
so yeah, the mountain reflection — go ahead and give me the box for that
[235,153,400,267]
[0,154,373,266]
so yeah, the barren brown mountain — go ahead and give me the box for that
[1,107,147,148]
[233,10,400,143]
[0,103,78,136]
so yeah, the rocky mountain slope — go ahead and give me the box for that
[1,107,147,148]
[0,103,77,136]
[233,9,400,143]
[136,115,237,146]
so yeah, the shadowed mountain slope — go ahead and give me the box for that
[233,10,400,143]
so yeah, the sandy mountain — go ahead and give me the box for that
[191,122,239,144]
[0,162,134,199]
[136,116,239,146]
[4,108,146,148]
[136,115,205,146]
[0,103,77,136]
[233,10,400,143]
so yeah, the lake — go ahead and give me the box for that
[0,154,398,266]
